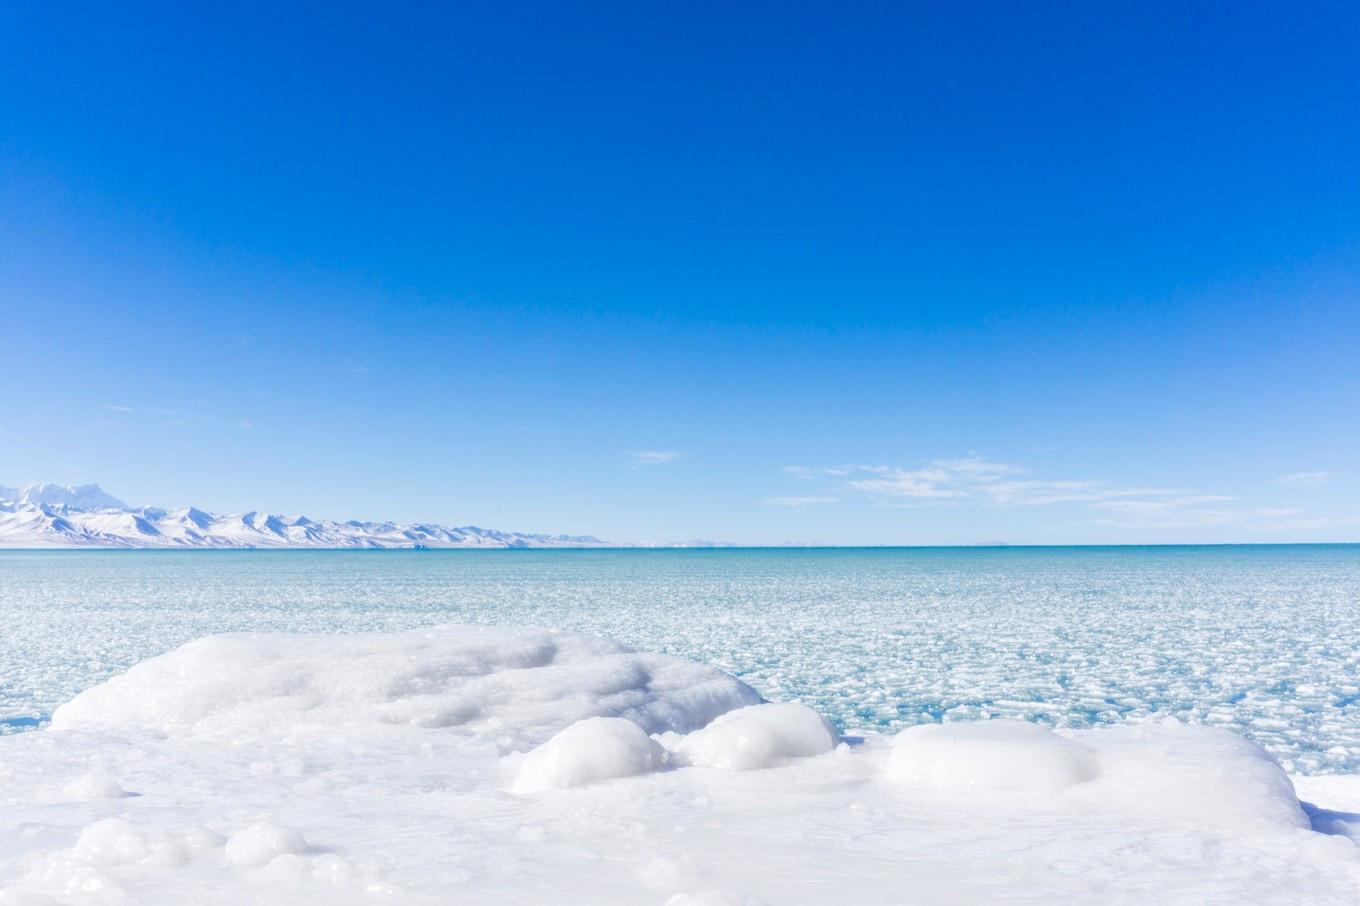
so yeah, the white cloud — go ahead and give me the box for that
[792,457,1203,509]
[844,457,1020,499]
[98,404,253,430]
[626,450,683,466]
[764,495,839,508]
[1091,499,1308,530]
[780,456,1322,532]
[783,465,851,479]
[1279,471,1330,488]
[980,480,1181,506]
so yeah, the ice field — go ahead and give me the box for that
[3,547,1359,773]
[2,548,1359,902]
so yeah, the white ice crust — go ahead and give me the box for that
[3,625,1358,904]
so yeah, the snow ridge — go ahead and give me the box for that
[0,483,609,549]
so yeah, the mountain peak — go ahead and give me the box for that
[6,483,129,511]
[0,482,612,549]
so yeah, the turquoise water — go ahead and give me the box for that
[2,546,1358,773]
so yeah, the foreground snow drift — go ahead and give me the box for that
[50,625,763,748]
[2,626,1359,904]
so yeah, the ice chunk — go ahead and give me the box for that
[62,772,126,800]
[73,818,151,866]
[224,823,308,868]
[179,825,226,852]
[513,717,666,792]
[887,719,1100,793]
[674,703,839,770]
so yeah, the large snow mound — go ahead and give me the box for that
[887,719,1100,792]
[673,702,840,770]
[50,625,763,749]
[513,717,666,792]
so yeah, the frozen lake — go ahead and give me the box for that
[4,546,1358,775]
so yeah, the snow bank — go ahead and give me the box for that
[51,625,763,749]
[4,626,1358,904]
[673,702,839,770]
[887,719,1100,793]
[513,717,666,792]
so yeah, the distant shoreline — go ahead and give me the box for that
[2,542,1356,552]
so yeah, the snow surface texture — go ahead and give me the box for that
[2,625,1359,904]
[0,483,608,548]
[6,547,1360,777]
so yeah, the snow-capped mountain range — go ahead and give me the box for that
[0,483,610,549]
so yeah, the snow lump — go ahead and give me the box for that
[886,719,1100,793]
[673,702,840,770]
[513,717,666,792]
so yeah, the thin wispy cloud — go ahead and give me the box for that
[148,407,256,429]
[792,457,1195,508]
[626,450,683,466]
[98,404,254,430]
[1279,471,1330,488]
[783,465,851,479]
[1091,500,1311,530]
[764,495,840,509]
[779,455,1318,531]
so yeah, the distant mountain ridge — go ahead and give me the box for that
[0,483,611,549]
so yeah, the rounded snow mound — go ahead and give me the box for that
[887,719,1100,793]
[513,717,666,792]
[51,625,762,750]
[62,772,127,800]
[674,702,839,770]
[224,823,309,868]
[1082,720,1309,830]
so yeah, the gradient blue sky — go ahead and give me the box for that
[2,2,1357,544]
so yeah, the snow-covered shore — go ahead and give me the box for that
[1,626,1357,904]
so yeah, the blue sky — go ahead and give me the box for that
[2,2,1357,544]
